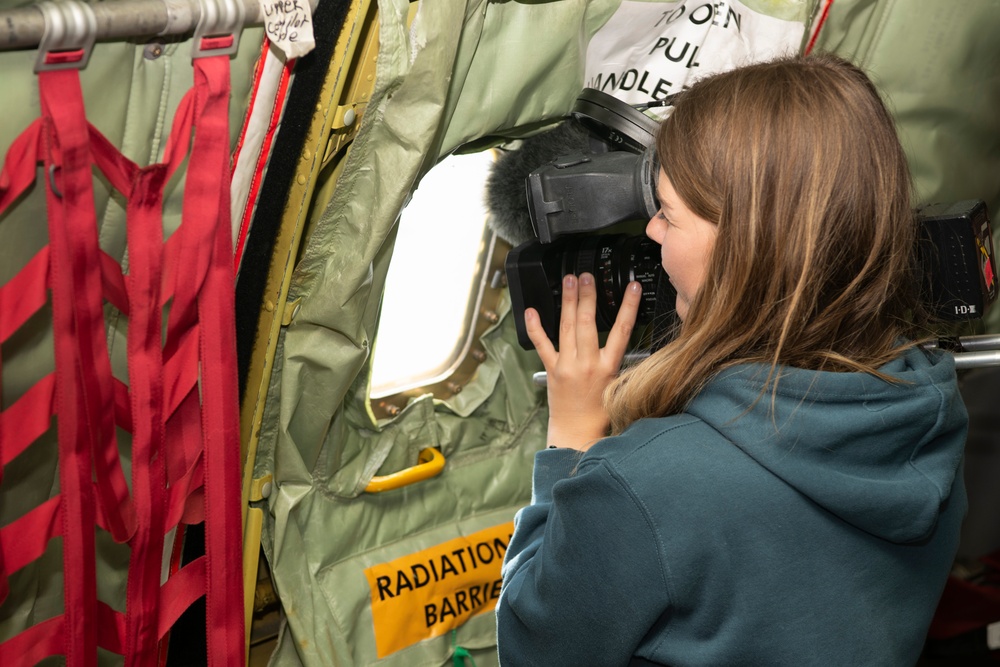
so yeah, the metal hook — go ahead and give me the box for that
[48,164,63,198]
[191,0,245,59]
[33,0,97,73]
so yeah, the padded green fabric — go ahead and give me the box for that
[254,0,613,660]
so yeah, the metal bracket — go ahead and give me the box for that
[191,0,244,59]
[33,0,97,73]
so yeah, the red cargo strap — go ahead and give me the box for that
[0,53,244,666]
[186,55,246,667]
[41,66,103,666]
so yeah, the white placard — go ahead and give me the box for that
[586,0,806,115]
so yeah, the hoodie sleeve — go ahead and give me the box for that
[497,448,671,666]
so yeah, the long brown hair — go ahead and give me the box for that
[606,53,925,434]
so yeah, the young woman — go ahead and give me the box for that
[496,53,968,666]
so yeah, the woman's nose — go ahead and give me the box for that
[645,215,660,242]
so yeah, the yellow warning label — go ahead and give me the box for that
[364,522,514,658]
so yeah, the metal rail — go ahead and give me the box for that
[0,0,317,51]
[927,333,1000,370]
[532,334,1000,387]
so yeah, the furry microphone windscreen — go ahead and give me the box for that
[484,120,596,247]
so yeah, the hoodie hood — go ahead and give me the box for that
[685,346,968,544]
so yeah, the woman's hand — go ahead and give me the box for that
[525,272,642,451]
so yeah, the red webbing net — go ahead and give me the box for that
[0,51,244,667]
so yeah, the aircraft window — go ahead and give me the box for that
[370,150,507,416]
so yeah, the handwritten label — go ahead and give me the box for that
[260,0,315,59]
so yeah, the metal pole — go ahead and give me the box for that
[0,0,317,50]
[954,349,1000,369]
[955,334,1000,352]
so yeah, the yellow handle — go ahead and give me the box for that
[364,447,445,493]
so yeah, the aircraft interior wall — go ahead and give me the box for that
[0,0,998,665]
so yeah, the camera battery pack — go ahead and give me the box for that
[918,199,997,320]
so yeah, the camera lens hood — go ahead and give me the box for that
[571,88,660,152]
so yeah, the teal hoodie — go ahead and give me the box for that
[497,346,967,666]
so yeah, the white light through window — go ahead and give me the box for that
[370,150,495,399]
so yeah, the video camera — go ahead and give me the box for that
[503,89,998,351]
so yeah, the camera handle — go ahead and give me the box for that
[530,333,1000,387]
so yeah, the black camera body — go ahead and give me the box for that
[504,89,998,350]
[505,233,666,347]
[506,89,668,350]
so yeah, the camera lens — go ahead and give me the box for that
[555,234,663,331]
